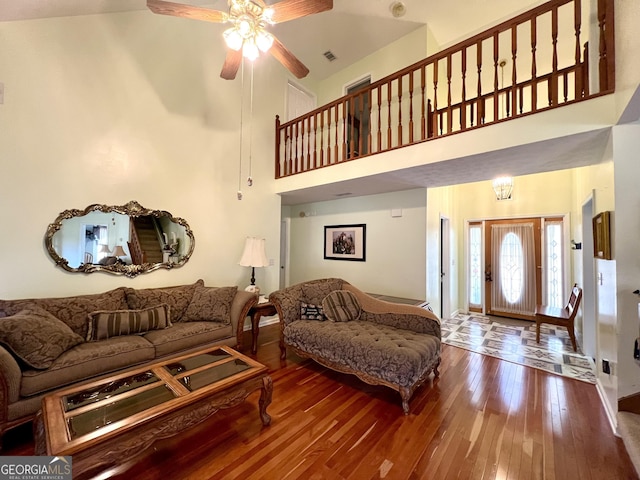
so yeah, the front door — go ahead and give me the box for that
[484,218,542,320]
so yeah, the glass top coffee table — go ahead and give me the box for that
[34,345,272,479]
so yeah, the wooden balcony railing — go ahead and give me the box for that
[275,0,614,179]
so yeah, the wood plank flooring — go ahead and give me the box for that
[2,324,636,479]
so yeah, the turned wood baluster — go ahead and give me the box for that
[511,25,517,117]
[308,115,314,169]
[377,85,382,152]
[531,16,538,111]
[426,98,433,138]
[493,32,499,121]
[367,89,373,154]
[461,48,467,130]
[295,122,300,173]
[476,40,484,124]
[446,54,453,134]
[574,0,583,98]
[301,117,307,170]
[433,60,439,135]
[358,93,365,156]
[312,114,318,169]
[348,97,355,158]
[397,76,403,146]
[333,105,339,164]
[409,72,414,144]
[420,66,426,139]
[583,42,590,96]
[387,82,392,149]
[598,0,614,92]
[286,124,292,175]
[549,5,559,106]
[342,100,348,161]
[319,111,324,167]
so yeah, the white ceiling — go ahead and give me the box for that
[0,0,544,80]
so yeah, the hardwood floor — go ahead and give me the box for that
[3,324,636,480]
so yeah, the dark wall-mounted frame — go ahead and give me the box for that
[324,224,366,262]
[592,211,612,260]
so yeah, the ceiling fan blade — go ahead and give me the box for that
[220,49,243,80]
[270,0,333,24]
[147,0,227,23]
[269,36,309,79]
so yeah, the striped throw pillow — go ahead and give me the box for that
[86,304,171,341]
[322,290,361,322]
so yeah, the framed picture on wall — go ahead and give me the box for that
[592,211,612,260]
[324,224,366,262]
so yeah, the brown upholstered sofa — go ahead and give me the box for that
[269,278,441,414]
[0,279,257,441]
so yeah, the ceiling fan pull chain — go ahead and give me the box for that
[247,62,254,187]
[237,59,245,200]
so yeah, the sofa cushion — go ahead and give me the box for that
[322,290,361,322]
[125,280,203,322]
[0,287,128,339]
[182,286,237,324]
[301,279,344,306]
[301,302,325,320]
[86,304,172,341]
[143,322,233,357]
[284,320,440,388]
[20,336,155,397]
[0,308,84,370]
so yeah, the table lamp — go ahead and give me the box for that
[239,237,269,294]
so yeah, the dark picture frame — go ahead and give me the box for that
[592,211,612,260]
[324,224,366,262]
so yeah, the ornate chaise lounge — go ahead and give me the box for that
[269,278,441,414]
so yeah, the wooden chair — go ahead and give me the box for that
[535,284,582,352]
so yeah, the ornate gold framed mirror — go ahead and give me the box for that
[45,201,195,277]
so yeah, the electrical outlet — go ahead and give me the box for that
[0,83,4,104]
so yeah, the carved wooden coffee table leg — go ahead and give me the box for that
[259,375,273,426]
[33,410,47,455]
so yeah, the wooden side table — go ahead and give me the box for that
[248,300,277,354]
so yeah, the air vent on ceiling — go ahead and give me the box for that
[323,50,337,62]
[334,192,352,197]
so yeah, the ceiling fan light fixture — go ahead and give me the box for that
[223,27,244,51]
[256,30,274,52]
[242,39,260,61]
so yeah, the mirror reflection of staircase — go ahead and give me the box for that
[129,216,163,264]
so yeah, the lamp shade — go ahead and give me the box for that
[98,244,111,254]
[112,245,127,257]
[239,237,269,268]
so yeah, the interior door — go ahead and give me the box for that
[484,218,542,320]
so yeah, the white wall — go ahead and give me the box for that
[0,11,283,299]
[311,26,434,106]
[285,189,427,299]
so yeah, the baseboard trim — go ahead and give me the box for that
[596,378,619,436]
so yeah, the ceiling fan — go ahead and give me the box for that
[147,0,333,80]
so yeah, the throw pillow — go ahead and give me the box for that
[0,308,84,369]
[300,302,325,320]
[182,286,237,324]
[86,304,171,341]
[125,279,203,322]
[322,290,362,322]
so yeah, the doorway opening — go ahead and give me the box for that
[346,76,371,158]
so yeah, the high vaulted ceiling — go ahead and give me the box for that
[0,0,544,80]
